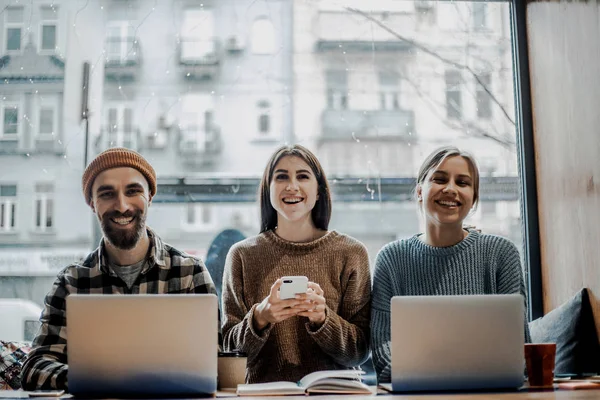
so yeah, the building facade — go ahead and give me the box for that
[0,0,522,306]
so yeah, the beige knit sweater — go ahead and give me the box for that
[222,230,371,383]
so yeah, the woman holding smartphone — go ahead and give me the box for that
[370,146,530,383]
[222,144,371,383]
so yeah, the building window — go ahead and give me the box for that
[106,23,137,64]
[106,105,135,149]
[251,18,276,54]
[473,3,487,31]
[0,185,17,231]
[378,71,400,110]
[2,105,19,137]
[257,100,271,134]
[5,7,23,52]
[180,94,215,150]
[180,9,215,61]
[40,6,58,52]
[326,70,348,110]
[38,107,55,136]
[184,204,213,230]
[445,70,462,120]
[476,74,492,119]
[34,183,54,231]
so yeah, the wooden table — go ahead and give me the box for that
[225,389,600,400]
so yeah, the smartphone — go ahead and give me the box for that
[279,276,308,300]
[28,390,65,397]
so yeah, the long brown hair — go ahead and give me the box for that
[259,144,331,233]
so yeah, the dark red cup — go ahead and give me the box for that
[524,343,556,387]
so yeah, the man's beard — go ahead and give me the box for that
[100,209,146,250]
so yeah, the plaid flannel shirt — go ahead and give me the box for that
[20,228,220,391]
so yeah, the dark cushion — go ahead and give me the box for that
[529,288,600,375]
[0,341,32,390]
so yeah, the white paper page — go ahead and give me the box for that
[236,381,305,396]
[298,369,364,388]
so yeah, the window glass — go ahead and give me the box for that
[445,70,462,120]
[41,25,57,50]
[6,28,21,51]
[39,108,54,135]
[0,1,524,316]
[476,73,492,119]
[5,7,23,52]
[3,106,18,135]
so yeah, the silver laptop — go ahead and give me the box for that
[67,294,218,397]
[390,294,524,392]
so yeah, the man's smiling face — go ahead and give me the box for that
[91,167,152,250]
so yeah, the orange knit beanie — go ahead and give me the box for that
[82,147,157,206]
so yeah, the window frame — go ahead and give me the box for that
[1,102,21,139]
[180,94,215,149]
[104,103,136,149]
[0,184,17,232]
[39,5,59,54]
[105,22,136,64]
[378,71,401,111]
[180,8,215,60]
[181,203,216,232]
[36,96,59,139]
[33,183,54,232]
[445,70,463,120]
[476,73,493,120]
[511,0,543,321]
[4,7,24,54]
[257,100,271,135]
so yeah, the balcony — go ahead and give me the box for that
[316,11,415,52]
[104,37,141,81]
[320,109,415,142]
[178,125,222,166]
[179,38,221,79]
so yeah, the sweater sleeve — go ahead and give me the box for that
[495,238,531,343]
[370,244,397,383]
[305,242,371,368]
[221,245,272,365]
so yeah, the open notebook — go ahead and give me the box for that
[236,370,371,396]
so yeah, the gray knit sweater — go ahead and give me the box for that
[370,230,531,383]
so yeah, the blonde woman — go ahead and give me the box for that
[371,146,530,383]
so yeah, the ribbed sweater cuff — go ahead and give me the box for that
[305,305,341,346]
[305,305,331,335]
[247,303,272,341]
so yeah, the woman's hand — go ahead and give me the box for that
[295,282,327,326]
[253,279,302,330]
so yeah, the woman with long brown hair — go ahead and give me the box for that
[222,144,371,383]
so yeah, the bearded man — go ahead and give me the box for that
[21,148,218,391]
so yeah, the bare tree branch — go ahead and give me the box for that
[346,7,515,126]
[402,69,515,150]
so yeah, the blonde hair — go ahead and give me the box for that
[416,146,480,209]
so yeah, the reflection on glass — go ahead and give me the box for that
[0,1,522,313]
